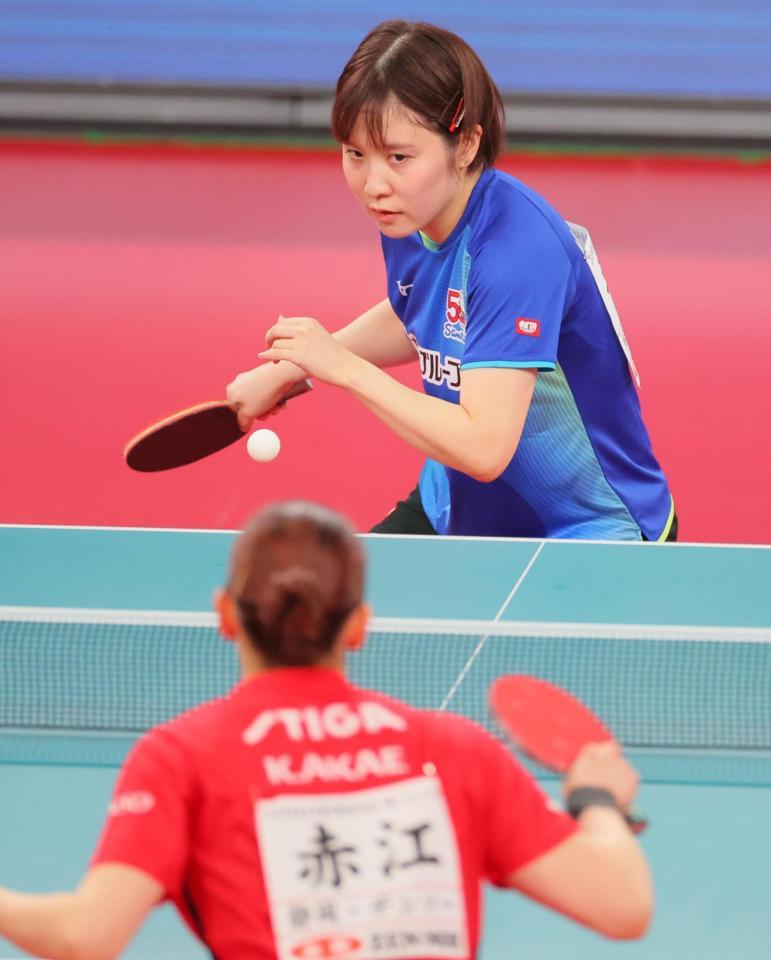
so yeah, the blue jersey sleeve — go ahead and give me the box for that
[462,208,575,371]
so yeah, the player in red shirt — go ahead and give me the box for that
[0,502,652,959]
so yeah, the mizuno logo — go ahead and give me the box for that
[397,280,413,296]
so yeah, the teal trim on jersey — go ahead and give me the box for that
[419,365,643,539]
[508,365,642,538]
[461,360,556,371]
[418,231,441,252]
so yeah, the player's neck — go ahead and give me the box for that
[421,166,483,245]
[237,642,344,678]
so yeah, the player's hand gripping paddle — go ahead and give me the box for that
[125,380,312,472]
[490,675,647,834]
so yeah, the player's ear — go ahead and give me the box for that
[341,603,371,652]
[214,588,238,641]
[457,123,482,171]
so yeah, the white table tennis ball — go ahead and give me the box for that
[247,429,281,462]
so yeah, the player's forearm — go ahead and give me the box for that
[0,887,94,959]
[256,358,308,392]
[567,810,653,938]
[332,298,417,368]
[342,355,510,480]
[0,866,159,960]
[509,805,652,940]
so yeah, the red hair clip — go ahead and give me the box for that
[448,96,465,133]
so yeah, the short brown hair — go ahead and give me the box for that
[332,20,504,171]
[228,502,364,667]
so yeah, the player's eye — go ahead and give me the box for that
[344,148,364,159]
[391,154,409,164]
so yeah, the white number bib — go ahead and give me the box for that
[256,776,469,960]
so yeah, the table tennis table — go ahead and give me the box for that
[3,524,769,625]
[1,525,770,959]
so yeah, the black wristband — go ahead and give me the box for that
[566,786,618,819]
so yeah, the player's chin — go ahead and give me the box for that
[376,220,416,239]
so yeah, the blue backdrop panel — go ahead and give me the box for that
[1,1,771,98]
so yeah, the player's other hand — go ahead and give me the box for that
[563,740,639,812]
[259,315,357,387]
[226,362,304,431]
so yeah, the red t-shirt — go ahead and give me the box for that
[92,668,575,960]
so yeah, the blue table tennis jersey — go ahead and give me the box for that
[381,168,673,540]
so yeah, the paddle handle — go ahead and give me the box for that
[623,811,648,835]
[278,379,313,403]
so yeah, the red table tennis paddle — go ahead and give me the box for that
[125,380,312,472]
[490,674,647,833]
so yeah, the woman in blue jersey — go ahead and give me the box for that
[227,20,676,541]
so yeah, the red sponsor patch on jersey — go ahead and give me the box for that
[515,317,541,337]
